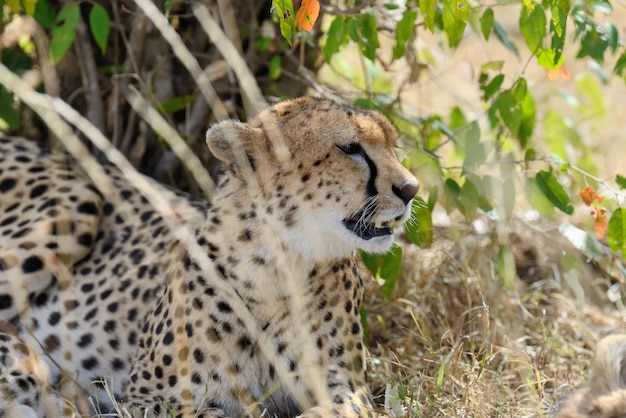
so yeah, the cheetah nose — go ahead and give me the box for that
[392,180,419,205]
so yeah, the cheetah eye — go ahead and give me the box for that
[336,143,363,155]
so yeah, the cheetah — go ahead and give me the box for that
[0,97,419,417]
[555,334,626,418]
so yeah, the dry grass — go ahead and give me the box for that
[363,218,626,417]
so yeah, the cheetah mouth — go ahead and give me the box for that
[343,219,392,240]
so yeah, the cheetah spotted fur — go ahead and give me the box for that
[0,97,419,417]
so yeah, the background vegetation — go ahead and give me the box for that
[1,0,626,416]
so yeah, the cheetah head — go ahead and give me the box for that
[206,97,419,261]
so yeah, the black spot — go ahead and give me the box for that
[104,320,116,333]
[168,375,177,387]
[163,331,174,345]
[77,201,98,215]
[29,184,48,198]
[345,300,353,313]
[0,216,17,226]
[22,256,43,273]
[48,311,61,326]
[112,358,125,371]
[238,336,252,350]
[191,372,203,384]
[217,301,232,313]
[77,233,93,247]
[0,178,16,192]
[77,333,93,348]
[81,283,94,293]
[85,307,98,321]
[193,348,204,363]
[129,249,145,265]
[163,354,172,366]
[351,322,360,334]
[81,356,99,370]
[32,292,49,307]
[0,294,12,310]
[301,173,310,182]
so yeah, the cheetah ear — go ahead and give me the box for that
[206,120,266,176]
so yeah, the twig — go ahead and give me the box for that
[125,85,215,198]
[73,12,106,134]
[132,0,228,121]
[191,3,268,118]
[319,0,376,16]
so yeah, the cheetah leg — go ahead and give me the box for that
[128,404,229,418]
[297,386,387,418]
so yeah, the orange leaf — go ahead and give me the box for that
[592,208,608,239]
[579,186,603,206]
[547,66,571,81]
[295,0,320,32]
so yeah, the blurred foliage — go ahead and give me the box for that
[272,0,626,296]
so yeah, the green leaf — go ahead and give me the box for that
[518,83,535,148]
[33,0,55,29]
[409,148,443,193]
[462,121,485,173]
[536,170,574,215]
[479,8,494,41]
[578,27,609,63]
[22,0,38,16]
[404,197,433,246]
[460,177,478,219]
[268,55,282,79]
[324,16,346,63]
[614,51,626,78]
[590,0,612,14]
[482,73,504,102]
[498,245,516,290]
[360,245,403,301]
[449,106,466,131]
[163,0,173,14]
[520,3,546,52]
[548,4,567,67]
[495,90,521,135]
[158,94,198,114]
[89,4,110,54]
[606,22,618,52]
[525,177,555,219]
[420,0,435,32]
[393,10,418,59]
[536,48,564,70]
[493,21,519,57]
[443,178,462,214]
[50,3,80,63]
[617,174,626,190]
[442,0,469,49]
[271,0,295,45]
[608,208,626,258]
[359,12,380,61]
[0,87,20,129]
